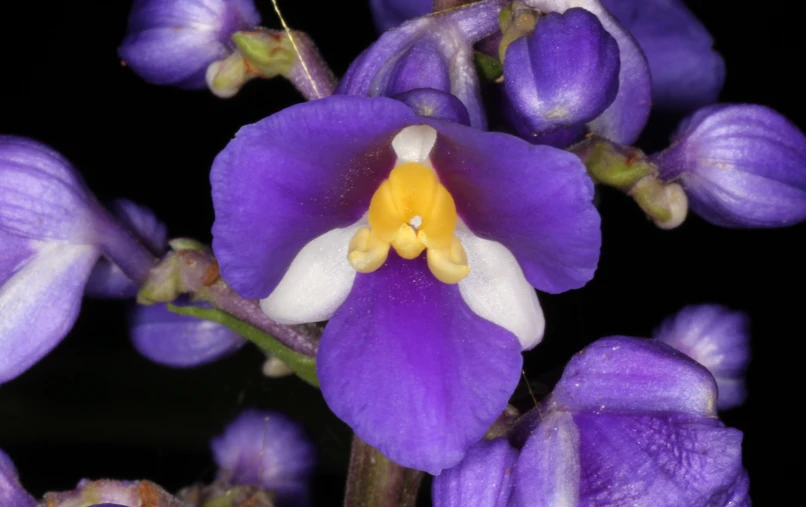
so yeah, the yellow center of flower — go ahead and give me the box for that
[347,162,470,284]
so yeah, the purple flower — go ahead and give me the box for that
[211,95,601,472]
[502,0,652,145]
[369,0,431,32]
[655,304,750,410]
[433,337,750,506]
[338,2,502,129]
[119,0,261,89]
[211,409,316,505]
[502,8,620,147]
[130,300,245,368]
[601,0,725,112]
[0,137,154,384]
[653,104,806,228]
[0,450,36,507]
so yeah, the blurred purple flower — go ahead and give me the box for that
[0,450,35,507]
[369,0,431,32]
[211,95,600,472]
[119,0,261,89]
[212,409,316,506]
[653,104,806,227]
[655,304,750,410]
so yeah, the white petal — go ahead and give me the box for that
[260,224,360,324]
[457,228,545,350]
[391,125,437,163]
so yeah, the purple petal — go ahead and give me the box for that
[601,0,725,111]
[130,302,245,368]
[120,0,261,88]
[211,409,315,503]
[654,305,750,410]
[511,412,581,507]
[318,253,522,474]
[86,200,167,299]
[392,89,472,126]
[385,37,452,96]
[504,8,620,135]
[0,242,99,383]
[427,119,601,293]
[0,136,99,242]
[654,104,806,227]
[0,450,36,507]
[572,412,746,506]
[211,96,416,298]
[369,0,431,32]
[432,438,519,507]
[550,336,718,416]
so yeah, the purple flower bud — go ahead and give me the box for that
[337,12,488,128]
[601,0,725,112]
[0,450,36,507]
[653,104,806,227]
[130,301,245,368]
[0,137,155,383]
[432,438,518,507]
[211,409,316,506]
[369,0,431,32]
[654,305,750,410]
[119,0,261,89]
[434,337,750,506]
[503,8,620,146]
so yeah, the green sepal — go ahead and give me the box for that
[166,304,320,388]
[474,52,503,81]
[232,30,295,78]
[577,138,655,189]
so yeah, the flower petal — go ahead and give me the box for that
[130,302,245,368]
[653,304,750,410]
[260,224,360,324]
[317,253,522,474]
[427,119,601,293]
[369,0,431,32]
[456,229,545,350]
[0,136,97,242]
[0,242,99,383]
[572,412,746,506]
[211,96,416,298]
[550,336,718,416]
[0,450,36,507]
[432,438,519,507]
[601,0,724,111]
[511,411,581,507]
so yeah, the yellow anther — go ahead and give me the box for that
[426,236,471,284]
[348,161,470,283]
[348,226,390,273]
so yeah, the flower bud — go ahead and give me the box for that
[119,0,261,89]
[337,14,486,127]
[501,0,651,145]
[653,104,806,227]
[503,8,620,147]
[654,304,750,410]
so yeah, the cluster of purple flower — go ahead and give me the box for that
[2,0,804,505]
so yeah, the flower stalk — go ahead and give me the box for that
[344,436,424,507]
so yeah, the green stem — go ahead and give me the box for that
[166,304,319,388]
[344,436,424,507]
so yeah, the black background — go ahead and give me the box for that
[0,1,803,505]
